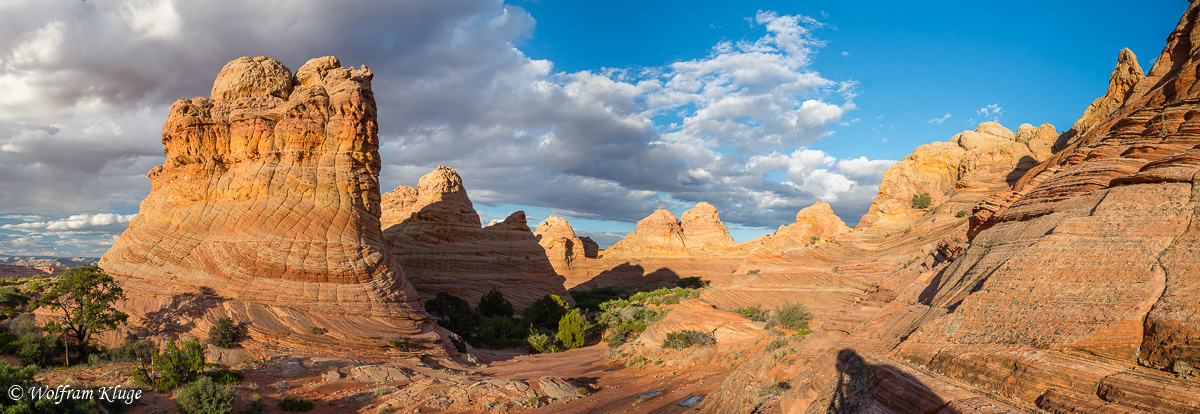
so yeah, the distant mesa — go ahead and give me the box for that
[605,202,738,257]
[382,165,570,310]
[100,55,455,357]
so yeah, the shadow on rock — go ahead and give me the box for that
[827,349,953,414]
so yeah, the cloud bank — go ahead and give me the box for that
[0,0,895,255]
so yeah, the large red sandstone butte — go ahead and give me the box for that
[100,56,453,356]
[382,166,569,309]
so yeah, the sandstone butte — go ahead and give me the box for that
[638,5,1200,412]
[380,165,570,310]
[99,56,455,357]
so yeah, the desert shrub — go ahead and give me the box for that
[237,393,265,414]
[746,269,761,275]
[387,334,409,351]
[526,332,559,354]
[209,317,241,348]
[733,305,769,322]
[522,294,570,330]
[154,338,207,392]
[14,332,57,367]
[204,368,244,386]
[278,396,314,412]
[955,209,969,218]
[176,376,234,414]
[676,277,707,289]
[556,310,588,349]
[472,315,525,349]
[769,302,812,332]
[765,339,789,352]
[661,330,716,350]
[604,323,646,348]
[477,288,514,318]
[425,292,481,334]
[911,193,932,209]
[758,381,792,398]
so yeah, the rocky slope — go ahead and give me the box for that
[100,56,454,357]
[382,166,569,309]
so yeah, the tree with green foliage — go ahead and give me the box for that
[556,310,588,349]
[526,331,559,354]
[473,315,525,349]
[424,292,480,335]
[209,317,241,348]
[523,294,570,330]
[910,193,932,209]
[36,264,128,365]
[477,288,514,318]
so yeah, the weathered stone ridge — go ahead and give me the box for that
[100,56,452,356]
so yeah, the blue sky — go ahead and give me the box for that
[0,0,1188,256]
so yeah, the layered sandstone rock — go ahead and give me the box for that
[100,56,453,356]
[382,166,568,309]
[859,121,1054,229]
[885,5,1200,411]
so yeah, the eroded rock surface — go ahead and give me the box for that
[101,56,453,356]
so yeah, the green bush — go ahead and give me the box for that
[955,209,969,218]
[770,302,812,332]
[387,334,409,351]
[425,292,480,334]
[472,315,525,349]
[209,317,241,348]
[14,333,58,367]
[154,338,207,392]
[765,339,789,352]
[733,305,769,322]
[523,294,570,330]
[526,332,559,354]
[204,368,244,386]
[556,310,588,349]
[279,396,314,412]
[746,269,761,275]
[176,376,234,414]
[911,193,932,209]
[604,323,646,348]
[661,330,716,350]
[477,288,514,318]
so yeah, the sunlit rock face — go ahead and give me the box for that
[101,56,454,357]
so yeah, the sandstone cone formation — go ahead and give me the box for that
[533,216,597,269]
[100,56,453,356]
[551,203,745,290]
[382,166,569,309]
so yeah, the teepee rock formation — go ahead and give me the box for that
[101,56,454,356]
[382,166,569,309]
